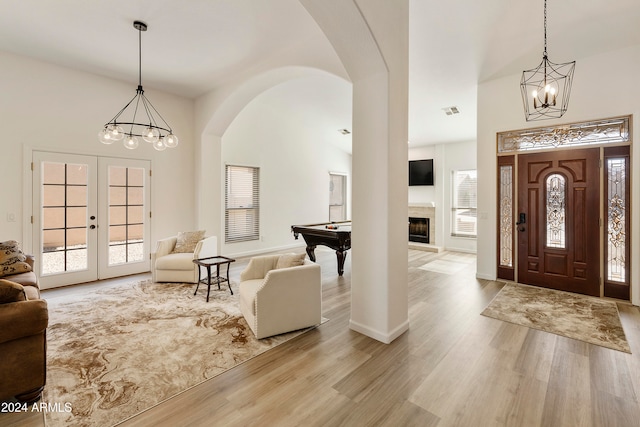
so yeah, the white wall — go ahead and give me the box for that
[221,77,352,257]
[477,44,640,305]
[409,141,477,252]
[0,51,196,252]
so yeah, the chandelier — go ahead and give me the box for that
[99,21,178,151]
[520,0,575,121]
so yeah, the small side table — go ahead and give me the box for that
[193,256,236,302]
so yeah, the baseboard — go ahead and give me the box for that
[476,272,496,281]
[349,318,410,344]
[227,242,306,260]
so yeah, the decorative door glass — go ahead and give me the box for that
[546,173,566,249]
[499,165,513,267]
[606,158,626,282]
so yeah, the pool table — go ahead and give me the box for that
[291,221,351,276]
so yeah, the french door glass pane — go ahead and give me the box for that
[107,166,146,265]
[41,161,88,274]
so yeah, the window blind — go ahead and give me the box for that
[225,165,260,243]
[452,169,477,237]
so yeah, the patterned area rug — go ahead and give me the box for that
[482,283,630,353]
[44,280,321,426]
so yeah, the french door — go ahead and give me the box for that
[33,152,151,289]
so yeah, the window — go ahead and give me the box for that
[451,170,477,237]
[225,165,259,243]
[329,173,347,222]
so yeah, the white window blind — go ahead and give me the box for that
[451,169,477,237]
[329,173,346,222]
[225,165,259,243]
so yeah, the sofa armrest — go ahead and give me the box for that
[193,236,218,260]
[240,255,280,281]
[25,255,35,269]
[0,300,48,344]
[154,237,177,259]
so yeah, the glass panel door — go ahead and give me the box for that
[33,152,98,289]
[98,157,151,279]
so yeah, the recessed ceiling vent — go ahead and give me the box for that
[442,106,460,116]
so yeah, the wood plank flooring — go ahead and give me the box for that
[2,249,639,426]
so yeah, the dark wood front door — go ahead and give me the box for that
[517,148,600,296]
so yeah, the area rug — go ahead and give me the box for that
[43,280,322,426]
[481,283,631,353]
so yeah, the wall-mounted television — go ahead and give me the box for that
[409,159,434,186]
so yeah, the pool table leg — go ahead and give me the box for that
[306,245,317,262]
[336,249,346,276]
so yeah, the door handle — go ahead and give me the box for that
[516,213,525,232]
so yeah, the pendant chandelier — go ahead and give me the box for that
[99,21,178,151]
[520,0,575,121]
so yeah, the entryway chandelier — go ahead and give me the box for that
[520,0,575,121]
[98,21,178,151]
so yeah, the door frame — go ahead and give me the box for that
[496,145,632,299]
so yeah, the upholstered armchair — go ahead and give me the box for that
[239,253,321,339]
[0,253,48,403]
[152,232,218,283]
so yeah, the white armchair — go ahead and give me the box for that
[239,253,322,339]
[152,234,218,283]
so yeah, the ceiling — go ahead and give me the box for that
[1,0,639,148]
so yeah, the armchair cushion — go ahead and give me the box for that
[0,279,27,304]
[172,230,206,253]
[275,253,306,269]
[0,240,32,278]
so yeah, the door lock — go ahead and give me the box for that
[516,213,526,232]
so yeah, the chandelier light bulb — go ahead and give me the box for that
[164,133,179,148]
[108,124,125,141]
[152,139,167,151]
[124,135,139,150]
[99,129,115,145]
[142,126,160,143]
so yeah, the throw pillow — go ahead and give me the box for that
[0,279,27,304]
[0,240,32,278]
[275,253,306,269]
[172,230,206,253]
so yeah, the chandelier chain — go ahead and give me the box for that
[543,0,547,56]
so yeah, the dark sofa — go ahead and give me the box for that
[0,255,48,403]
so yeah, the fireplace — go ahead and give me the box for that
[408,217,430,243]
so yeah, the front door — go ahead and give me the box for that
[517,148,600,296]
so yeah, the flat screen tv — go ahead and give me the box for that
[409,159,434,186]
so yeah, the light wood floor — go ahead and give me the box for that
[3,249,640,426]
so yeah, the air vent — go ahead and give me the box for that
[442,106,460,116]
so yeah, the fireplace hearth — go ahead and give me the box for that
[409,217,430,243]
